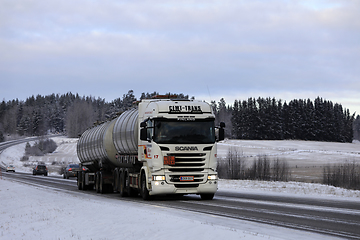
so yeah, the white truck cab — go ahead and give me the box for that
[138,99,224,200]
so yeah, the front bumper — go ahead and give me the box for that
[149,178,218,196]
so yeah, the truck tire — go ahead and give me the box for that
[119,171,127,197]
[99,172,105,194]
[200,193,214,200]
[81,171,87,190]
[113,169,119,193]
[77,172,83,190]
[140,172,151,200]
[95,172,100,193]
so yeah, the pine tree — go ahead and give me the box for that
[354,115,360,141]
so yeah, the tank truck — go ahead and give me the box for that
[76,96,225,200]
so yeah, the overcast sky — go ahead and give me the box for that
[1,0,359,114]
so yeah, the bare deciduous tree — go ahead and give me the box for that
[66,100,94,137]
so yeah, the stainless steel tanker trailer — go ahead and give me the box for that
[76,97,225,200]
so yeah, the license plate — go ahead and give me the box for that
[180,176,194,181]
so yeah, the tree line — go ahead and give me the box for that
[0,91,359,142]
[213,97,358,143]
[0,91,189,140]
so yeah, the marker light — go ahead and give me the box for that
[164,156,175,165]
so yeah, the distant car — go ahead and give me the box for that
[6,165,15,172]
[63,164,81,179]
[33,164,48,176]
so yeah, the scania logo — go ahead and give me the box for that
[175,146,198,151]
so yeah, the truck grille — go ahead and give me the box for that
[165,153,207,185]
[166,153,206,172]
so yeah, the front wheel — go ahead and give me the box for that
[200,193,214,200]
[140,172,151,200]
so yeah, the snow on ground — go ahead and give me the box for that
[0,142,26,172]
[0,179,341,240]
[217,139,360,182]
[1,137,360,239]
[217,139,360,164]
[218,180,360,199]
[0,136,78,175]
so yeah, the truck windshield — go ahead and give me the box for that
[153,119,215,144]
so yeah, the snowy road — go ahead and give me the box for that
[3,171,360,239]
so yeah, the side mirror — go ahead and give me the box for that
[218,122,225,141]
[140,121,147,141]
[140,128,147,141]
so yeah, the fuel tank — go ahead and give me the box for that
[77,108,139,170]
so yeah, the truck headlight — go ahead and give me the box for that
[208,175,218,180]
[153,175,165,181]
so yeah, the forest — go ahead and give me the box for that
[0,90,359,143]
[213,97,358,142]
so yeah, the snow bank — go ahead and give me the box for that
[219,180,360,200]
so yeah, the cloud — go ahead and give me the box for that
[0,0,359,114]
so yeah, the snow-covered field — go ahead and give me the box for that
[218,139,360,182]
[1,137,360,239]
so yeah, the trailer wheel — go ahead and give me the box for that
[113,169,119,193]
[77,172,83,190]
[81,171,87,190]
[99,172,105,194]
[119,171,127,197]
[95,172,100,193]
[200,193,214,200]
[140,172,151,200]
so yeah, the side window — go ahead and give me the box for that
[146,120,153,140]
